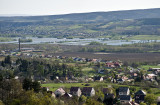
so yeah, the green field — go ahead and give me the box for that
[68,25,83,29]
[42,82,107,91]
[42,82,138,92]
[82,67,95,76]
[140,65,160,70]
[0,37,15,42]
[127,35,160,40]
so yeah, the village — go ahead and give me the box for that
[0,47,160,105]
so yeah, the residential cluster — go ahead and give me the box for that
[43,86,153,105]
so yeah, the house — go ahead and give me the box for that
[82,87,95,97]
[149,68,160,74]
[92,59,97,63]
[119,87,130,95]
[106,62,115,68]
[122,76,128,81]
[157,97,160,105]
[42,87,49,91]
[98,69,105,74]
[145,74,157,80]
[149,68,160,72]
[70,87,81,97]
[104,93,115,99]
[114,62,121,68]
[85,78,94,82]
[20,48,35,52]
[94,76,103,82]
[117,78,125,83]
[135,90,146,103]
[61,93,72,98]
[119,95,132,105]
[54,88,65,97]
[86,58,92,62]
[106,62,121,68]
[131,73,138,78]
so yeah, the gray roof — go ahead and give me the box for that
[120,95,131,101]
[94,76,102,80]
[82,87,93,93]
[135,90,146,95]
[70,87,80,92]
[117,78,124,81]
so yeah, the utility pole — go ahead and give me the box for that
[19,38,21,52]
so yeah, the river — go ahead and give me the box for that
[0,37,158,46]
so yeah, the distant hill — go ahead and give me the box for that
[0,8,160,38]
[1,8,160,22]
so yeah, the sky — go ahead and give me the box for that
[0,0,160,16]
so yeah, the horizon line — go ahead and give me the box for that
[0,7,160,17]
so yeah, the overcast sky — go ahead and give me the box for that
[0,0,160,16]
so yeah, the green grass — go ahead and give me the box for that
[42,82,108,91]
[69,25,83,29]
[42,82,160,98]
[82,67,93,71]
[42,82,140,92]
[81,67,96,76]
[85,29,98,33]
[0,57,5,61]
[127,35,160,40]
[100,22,114,28]
[0,37,15,42]
[140,65,160,70]
[150,88,160,97]
[125,26,140,30]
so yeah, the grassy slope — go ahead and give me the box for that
[141,65,160,70]
[42,82,129,91]
[1,8,160,38]
[0,37,15,42]
[127,35,160,40]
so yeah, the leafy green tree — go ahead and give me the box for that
[37,64,44,78]
[10,99,21,105]
[1,61,5,67]
[81,47,87,52]
[96,90,104,102]
[103,97,114,105]
[7,70,14,79]
[0,73,3,81]
[4,55,11,65]
[22,78,41,92]
[62,64,67,77]
[32,81,41,93]
[19,90,58,105]
[19,59,29,72]
[86,98,104,105]
[131,62,139,68]
[140,102,147,105]
[0,79,23,105]
[79,95,87,103]
[0,100,4,105]
[144,94,156,105]
[23,78,32,91]
[151,104,156,105]
[89,41,102,45]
